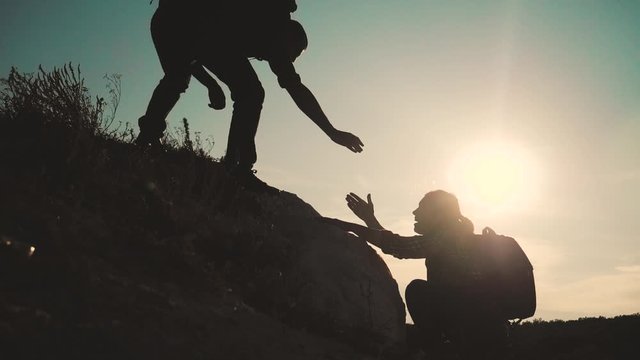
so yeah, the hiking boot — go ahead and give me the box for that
[135,131,162,148]
[232,168,280,196]
[135,115,165,148]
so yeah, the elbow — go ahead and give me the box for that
[279,75,304,92]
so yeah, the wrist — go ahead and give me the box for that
[326,127,338,138]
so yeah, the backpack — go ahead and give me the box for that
[214,1,297,42]
[470,227,536,321]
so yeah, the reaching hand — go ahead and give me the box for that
[346,192,375,222]
[345,192,384,230]
[207,84,226,110]
[330,130,364,153]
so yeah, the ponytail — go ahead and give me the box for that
[458,215,474,234]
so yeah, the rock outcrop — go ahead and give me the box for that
[228,190,407,353]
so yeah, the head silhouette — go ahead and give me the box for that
[412,190,474,235]
[284,19,308,62]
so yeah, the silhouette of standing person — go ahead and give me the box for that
[136,0,226,147]
[322,191,513,358]
[198,2,364,191]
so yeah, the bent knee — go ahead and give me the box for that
[159,73,191,94]
[231,82,265,107]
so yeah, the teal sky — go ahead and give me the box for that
[2,0,639,321]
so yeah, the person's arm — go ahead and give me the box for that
[346,192,384,230]
[321,217,380,241]
[268,60,364,153]
[191,63,226,110]
[320,217,433,259]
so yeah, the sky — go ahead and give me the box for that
[1,0,639,321]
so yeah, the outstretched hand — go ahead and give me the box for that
[346,193,375,223]
[207,84,226,110]
[330,130,364,153]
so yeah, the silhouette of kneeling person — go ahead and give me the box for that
[322,190,509,357]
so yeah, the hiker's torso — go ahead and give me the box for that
[192,1,293,58]
[423,233,481,289]
[154,1,300,86]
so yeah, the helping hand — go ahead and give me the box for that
[207,84,226,110]
[346,193,375,222]
[330,130,364,153]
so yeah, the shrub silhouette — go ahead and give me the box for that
[1,63,121,137]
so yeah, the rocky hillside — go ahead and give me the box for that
[0,65,408,359]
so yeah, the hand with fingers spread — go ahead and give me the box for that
[329,129,364,153]
[346,192,384,230]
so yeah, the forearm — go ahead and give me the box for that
[363,217,384,230]
[323,218,427,259]
[191,64,218,89]
[334,220,401,255]
[376,233,432,259]
[358,229,427,259]
[323,218,383,247]
[286,83,335,136]
[346,223,387,249]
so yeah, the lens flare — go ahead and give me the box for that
[448,140,540,214]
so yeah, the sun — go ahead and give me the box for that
[447,141,540,213]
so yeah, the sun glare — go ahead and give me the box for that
[448,141,539,214]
